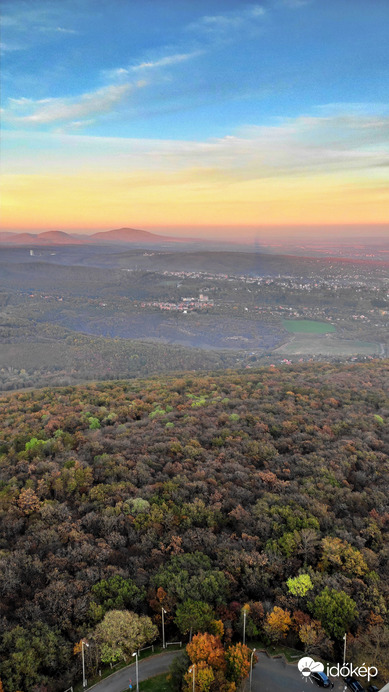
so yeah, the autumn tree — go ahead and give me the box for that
[225,643,252,685]
[17,488,40,515]
[187,633,226,672]
[299,619,334,657]
[183,661,215,692]
[319,537,368,577]
[209,620,224,639]
[92,610,157,664]
[349,620,389,680]
[263,607,292,642]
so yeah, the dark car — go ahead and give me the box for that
[367,687,379,692]
[310,671,332,688]
[344,677,364,692]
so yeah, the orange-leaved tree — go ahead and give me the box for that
[187,632,226,671]
[225,642,252,685]
[264,606,292,642]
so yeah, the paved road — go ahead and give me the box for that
[249,652,346,692]
[88,651,180,692]
[87,649,349,692]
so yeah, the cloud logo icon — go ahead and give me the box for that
[298,656,325,677]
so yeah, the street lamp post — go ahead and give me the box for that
[343,633,347,666]
[81,640,89,688]
[243,608,247,646]
[250,648,256,691]
[132,651,139,692]
[189,664,196,692]
[162,607,166,649]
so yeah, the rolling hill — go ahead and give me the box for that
[0,228,199,246]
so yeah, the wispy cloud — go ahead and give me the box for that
[6,83,134,125]
[132,51,203,72]
[39,26,78,35]
[186,4,266,36]
[278,0,313,8]
[104,4,266,83]
[1,2,79,50]
[104,51,203,81]
[4,109,388,180]
[0,41,25,52]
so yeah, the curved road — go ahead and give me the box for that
[88,650,180,692]
[87,650,348,692]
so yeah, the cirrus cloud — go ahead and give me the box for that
[6,82,136,125]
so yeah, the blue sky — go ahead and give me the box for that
[2,0,388,138]
[1,0,388,234]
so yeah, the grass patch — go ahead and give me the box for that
[282,319,336,334]
[248,639,302,663]
[139,673,172,691]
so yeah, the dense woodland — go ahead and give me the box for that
[0,361,388,690]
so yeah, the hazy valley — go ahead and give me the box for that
[0,235,387,392]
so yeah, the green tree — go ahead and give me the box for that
[312,588,358,639]
[0,623,71,692]
[286,574,313,598]
[175,600,215,639]
[89,575,145,622]
[88,416,101,429]
[93,610,157,664]
[153,552,229,605]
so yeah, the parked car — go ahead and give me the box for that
[310,671,332,688]
[366,687,379,692]
[344,677,364,692]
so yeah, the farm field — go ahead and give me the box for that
[282,319,336,333]
[275,333,379,356]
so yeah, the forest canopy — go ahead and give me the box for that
[0,361,388,690]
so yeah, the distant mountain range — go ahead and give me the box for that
[0,228,200,246]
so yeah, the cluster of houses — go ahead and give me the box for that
[140,294,214,313]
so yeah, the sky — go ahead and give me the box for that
[1,0,388,241]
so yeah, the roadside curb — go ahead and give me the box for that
[86,649,181,691]
[254,648,299,667]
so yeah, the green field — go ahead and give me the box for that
[275,334,379,356]
[282,319,336,333]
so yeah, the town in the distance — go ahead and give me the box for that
[0,227,388,391]
[0,228,388,692]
